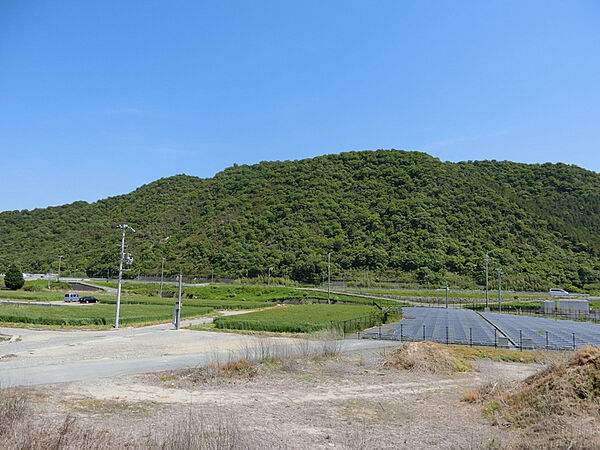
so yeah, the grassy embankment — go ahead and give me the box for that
[345,288,545,301]
[213,304,383,333]
[91,283,405,307]
[0,303,212,327]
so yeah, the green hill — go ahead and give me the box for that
[1,150,599,291]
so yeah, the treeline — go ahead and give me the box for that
[1,150,599,291]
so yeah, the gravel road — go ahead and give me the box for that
[0,319,399,387]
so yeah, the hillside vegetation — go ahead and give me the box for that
[1,150,599,291]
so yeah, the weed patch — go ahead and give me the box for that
[383,341,475,374]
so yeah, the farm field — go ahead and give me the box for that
[343,287,545,300]
[95,282,401,306]
[0,283,399,329]
[0,303,212,327]
[213,304,382,333]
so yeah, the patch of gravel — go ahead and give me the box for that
[18,347,548,449]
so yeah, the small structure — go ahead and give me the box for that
[541,300,555,314]
[557,300,589,316]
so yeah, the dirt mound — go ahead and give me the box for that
[483,346,600,448]
[383,341,475,374]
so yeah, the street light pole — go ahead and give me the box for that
[175,273,182,330]
[159,257,165,297]
[497,268,503,313]
[57,255,63,281]
[445,281,449,309]
[114,224,135,329]
[327,252,331,304]
[484,253,489,309]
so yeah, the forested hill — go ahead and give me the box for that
[1,150,599,291]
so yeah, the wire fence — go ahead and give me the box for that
[331,314,383,336]
[356,323,595,351]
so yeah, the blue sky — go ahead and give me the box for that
[1,1,599,212]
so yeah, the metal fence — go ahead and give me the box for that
[357,323,589,351]
[332,314,383,336]
[354,306,600,351]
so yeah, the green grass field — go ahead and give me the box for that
[213,304,382,333]
[87,283,403,307]
[99,295,267,310]
[0,303,212,327]
[465,301,543,311]
[344,288,545,300]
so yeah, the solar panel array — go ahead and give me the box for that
[358,307,600,351]
[361,307,499,346]
[481,312,600,350]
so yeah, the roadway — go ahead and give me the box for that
[0,319,399,387]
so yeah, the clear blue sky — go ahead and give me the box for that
[1,1,599,212]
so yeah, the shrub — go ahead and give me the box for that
[3,264,24,290]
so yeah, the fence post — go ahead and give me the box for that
[422,325,426,341]
[446,326,449,345]
[545,331,549,350]
[469,328,472,347]
[519,330,522,352]
[494,328,497,348]
[572,333,576,351]
[400,323,403,342]
[379,324,382,339]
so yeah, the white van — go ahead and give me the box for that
[64,293,80,302]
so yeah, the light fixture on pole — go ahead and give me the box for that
[484,253,489,310]
[497,268,503,313]
[175,273,182,330]
[114,224,135,329]
[159,257,166,297]
[57,255,63,281]
[445,281,449,309]
[327,253,331,304]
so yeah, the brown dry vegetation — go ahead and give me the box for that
[473,346,600,449]
[383,341,476,374]
[1,341,576,449]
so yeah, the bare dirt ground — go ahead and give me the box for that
[21,347,544,449]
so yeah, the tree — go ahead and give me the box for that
[4,264,24,290]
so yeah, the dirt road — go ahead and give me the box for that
[0,319,399,387]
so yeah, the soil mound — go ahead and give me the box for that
[490,346,600,424]
[383,341,474,374]
[484,346,600,448]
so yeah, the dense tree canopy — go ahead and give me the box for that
[4,263,25,290]
[0,150,599,291]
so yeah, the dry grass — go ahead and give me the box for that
[0,388,28,438]
[461,380,518,404]
[0,387,265,449]
[451,346,549,364]
[383,341,475,374]
[473,346,600,449]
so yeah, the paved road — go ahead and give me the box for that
[0,319,399,387]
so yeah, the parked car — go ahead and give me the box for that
[79,296,99,304]
[64,293,80,302]
[549,288,569,296]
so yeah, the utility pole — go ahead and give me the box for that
[57,255,63,281]
[497,268,503,313]
[445,281,449,309]
[327,252,331,304]
[114,224,135,329]
[484,253,489,310]
[159,257,166,297]
[175,273,182,330]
